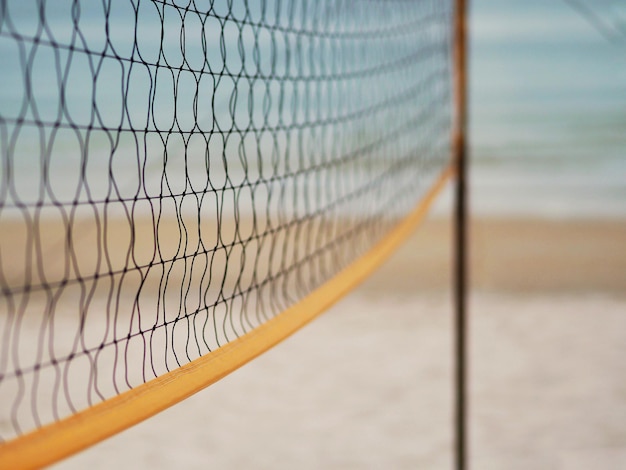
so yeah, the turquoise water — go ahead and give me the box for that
[470,0,626,218]
[1,1,623,218]
[0,1,449,218]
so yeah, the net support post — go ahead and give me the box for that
[453,0,469,470]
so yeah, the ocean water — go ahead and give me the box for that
[0,1,450,221]
[470,0,626,218]
[0,0,623,219]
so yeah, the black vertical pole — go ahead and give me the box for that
[453,0,468,469]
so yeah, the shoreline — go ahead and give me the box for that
[1,213,624,295]
[362,215,626,296]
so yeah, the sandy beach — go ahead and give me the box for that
[46,213,626,469]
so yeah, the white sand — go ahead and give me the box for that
[0,213,621,468]
[55,291,626,468]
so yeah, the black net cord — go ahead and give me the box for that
[0,0,454,442]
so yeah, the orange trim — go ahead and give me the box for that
[0,165,453,470]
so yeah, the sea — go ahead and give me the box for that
[469,0,626,219]
[0,0,624,219]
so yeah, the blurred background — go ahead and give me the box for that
[471,0,625,220]
[59,0,626,468]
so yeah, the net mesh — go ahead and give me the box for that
[0,0,453,442]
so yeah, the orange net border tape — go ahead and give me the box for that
[0,165,454,470]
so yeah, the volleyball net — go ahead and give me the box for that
[0,0,454,465]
